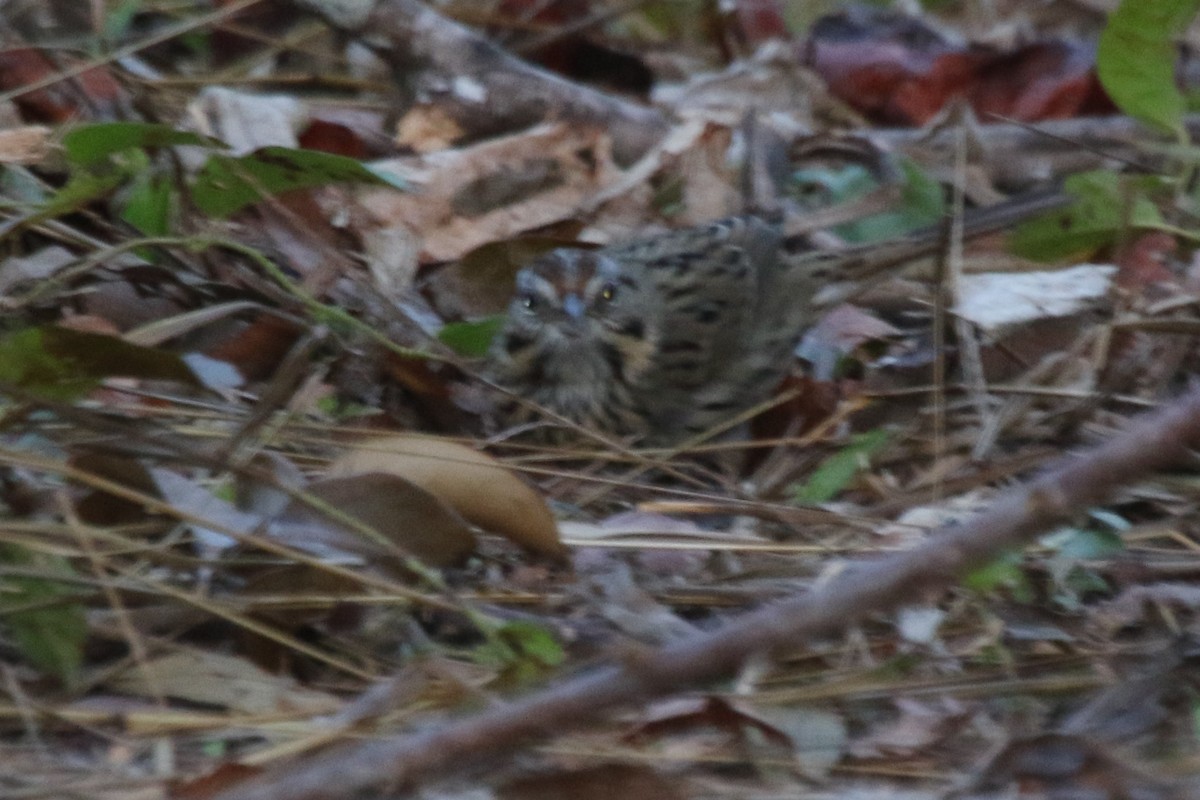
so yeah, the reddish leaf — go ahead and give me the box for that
[297,119,370,159]
[70,453,159,526]
[1114,231,1177,292]
[204,314,303,382]
[730,0,790,46]
[806,10,1115,126]
[381,353,462,430]
[171,762,264,799]
[972,40,1116,121]
[805,9,983,125]
[0,47,126,123]
[750,374,841,444]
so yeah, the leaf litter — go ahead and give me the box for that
[0,2,1199,800]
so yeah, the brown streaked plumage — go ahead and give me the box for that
[486,190,1068,444]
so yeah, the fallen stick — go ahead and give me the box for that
[295,0,670,164]
[214,386,1200,800]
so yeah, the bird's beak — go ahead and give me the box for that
[562,294,586,320]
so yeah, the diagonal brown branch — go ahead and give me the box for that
[214,387,1200,800]
[292,0,670,164]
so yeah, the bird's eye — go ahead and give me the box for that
[519,292,538,311]
[599,282,617,302]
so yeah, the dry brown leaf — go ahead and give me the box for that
[579,116,709,218]
[173,762,266,800]
[0,124,50,164]
[124,301,266,347]
[498,764,687,800]
[849,697,969,759]
[281,473,478,568]
[72,452,159,526]
[354,123,617,262]
[329,434,565,560]
[394,103,465,153]
[667,123,740,224]
[104,649,340,715]
[426,235,579,318]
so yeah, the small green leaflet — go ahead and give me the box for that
[1042,527,1126,561]
[0,326,201,401]
[0,546,87,687]
[963,551,1035,604]
[1009,170,1167,261]
[844,161,945,243]
[61,123,409,221]
[191,146,406,218]
[122,171,173,236]
[438,316,505,357]
[792,159,944,244]
[793,428,891,504]
[62,122,224,167]
[1097,0,1200,138]
[473,619,565,685]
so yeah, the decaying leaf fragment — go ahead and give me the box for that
[354,123,617,262]
[329,434,565,560]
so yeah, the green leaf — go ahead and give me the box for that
[792,160,945,244]
[62,122,222,167]
[0,326,200,401]
[316,395,377,421]
[179,30,212,61]
[0,546,86,687]
[791,163,872,207]
[1042,527,1126,560]
[103,0,143,44]
[1009,170,1166,261]
[121,171,174,237]
[1097,0,1200,138]
[862,653,923,679]
[201,739,229,758]
[963,551,1035,603]
[504,620,564,666]
[473,620,564,684]
[438,316,505,357]
[42,169,129,218]
[840,160,946,243]
[1041,521,1125,610]
[190,146,404,218]
[5,146,134,233]
[793,429,891,504]
[1055,568,1110,610]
